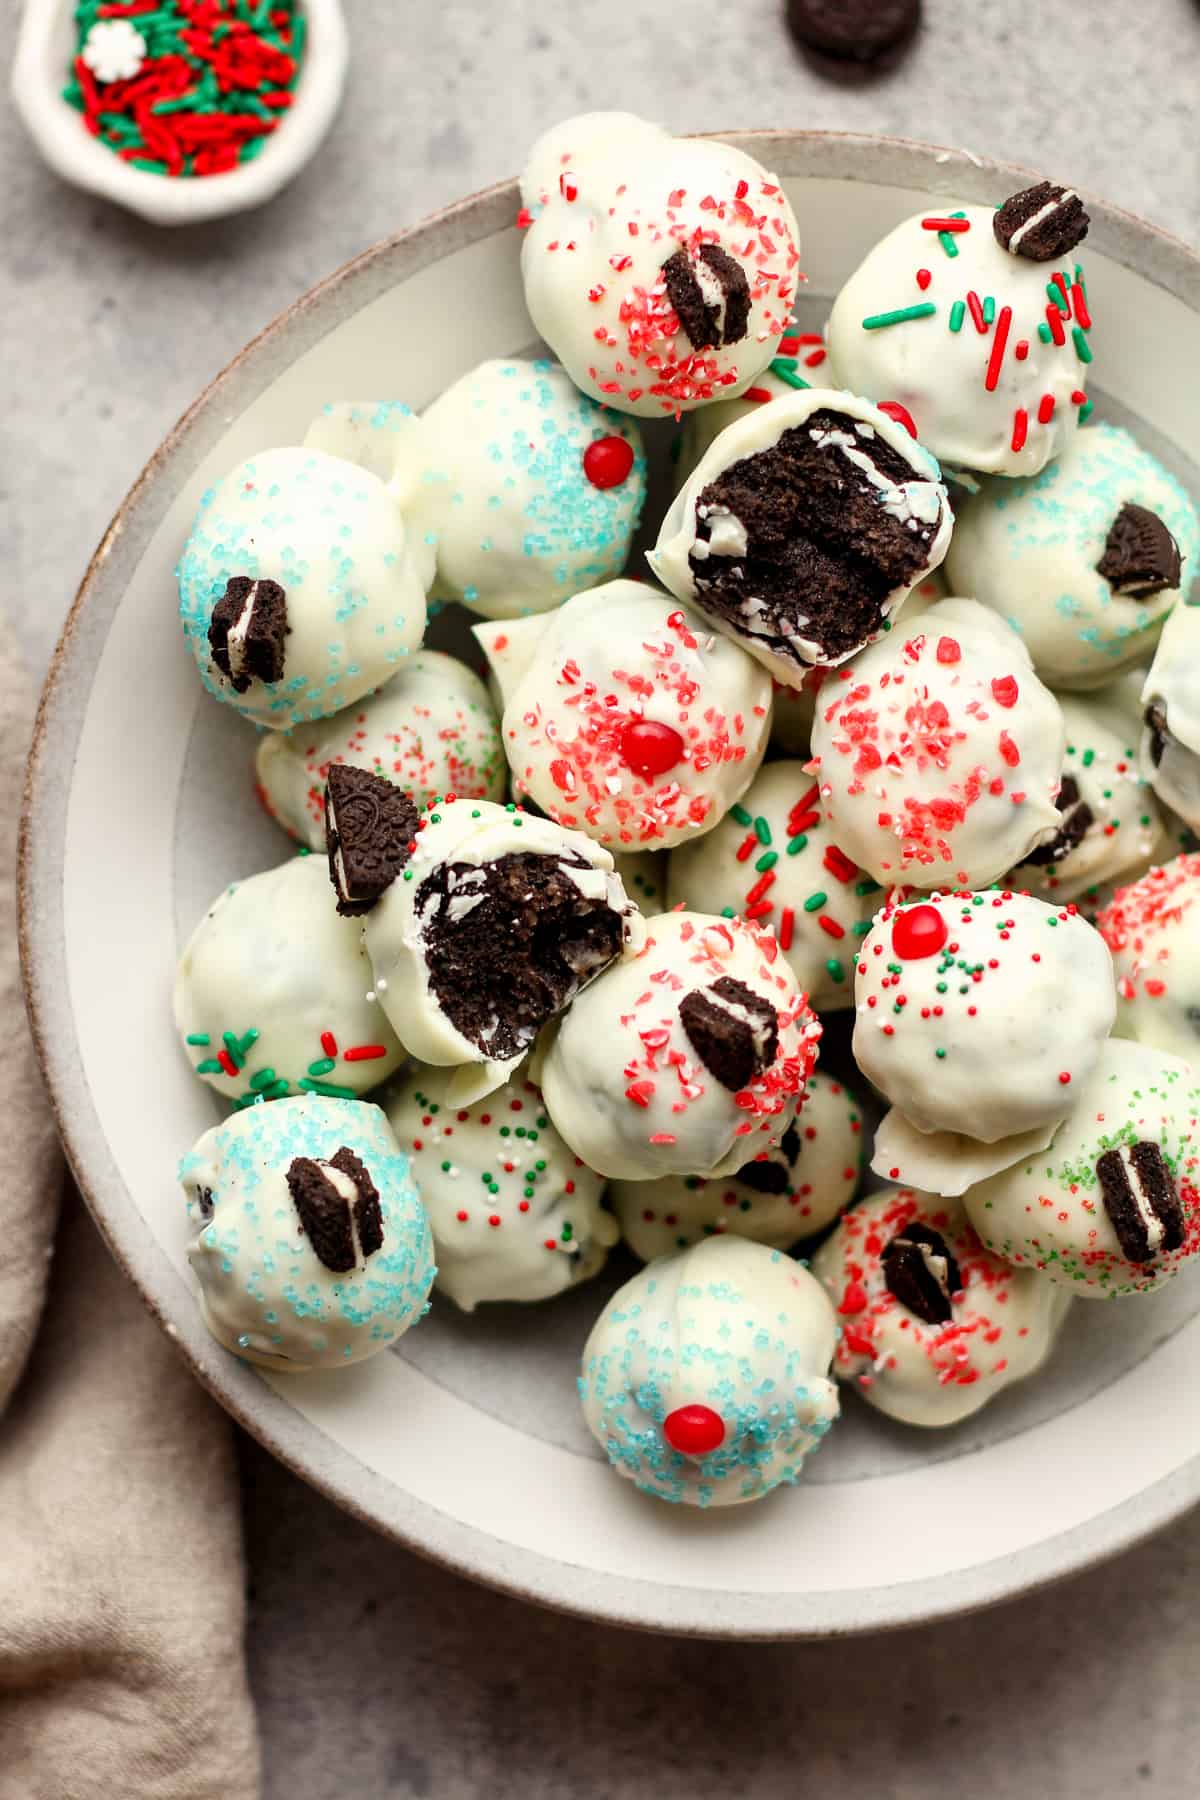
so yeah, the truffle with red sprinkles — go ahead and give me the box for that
[540,909,820,1182]
[810,598,1066,887]
[962,1039,1200,1297]
[474,580,772,850]
[384,1065,616,1310]
[854,890,1115,1151]
[612,1068,863,1259]
[1097,853,1200,1061]
[811,1186,1070,1426]
[578,1234,839,1506]
[518,113,801,418]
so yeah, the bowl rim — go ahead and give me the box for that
[19,128,1200,1639]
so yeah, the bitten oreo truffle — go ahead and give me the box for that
[540,909,820,1182]
[812,1187,1071,1425]
[180,1096,434,1369]
[359,796,644,1099]
[325,764,420,917]
[650,388,951,686]
[993,181,1089,262]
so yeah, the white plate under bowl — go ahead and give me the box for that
[20,133,1200,1638]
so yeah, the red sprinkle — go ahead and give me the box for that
[966,291,988,334]
[892,904,949,961]
[1037,393,1056,425]
[779,907,795,951]
[921,217,971,233]
[344,1045,387,1061]
[1011,409,1029,453]
[915,268,932,290]
[877,400,918,439]
[984,304,1013,392]
[991,675,1019,708]
[583,435,635,489]
[320,1031,338,1057]
[663,1404,726,1456]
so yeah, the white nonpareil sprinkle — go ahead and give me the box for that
[81,19,147,83]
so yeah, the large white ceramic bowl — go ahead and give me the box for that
[20,134,1200,1638]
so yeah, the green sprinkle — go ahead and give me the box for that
[306,1057,336,1077]
[772,355,799,369]
[755,851,779,873]
[825,958,847,983]
[1072,326,1093,363]
[1037,322,1053,344]
[803,891,827,913]
[730,803,752,827]
[403,869,414,881]
[561,1221,573,1242]
[935,1047,947,1060]
[129,158,170,174]
[249,1067,279,1091]
[982,295,996,324]
[786,834,808,856]
[855,878,882,896]
[195,1059,222,1075]
[948,300,966,333]
[186,1033,211,1047]
[1047,280,1070,313]
[861,303,937,330]
[721,905,736,918]
[851,920,872,937]
[1082,748,1095,768]
[768,360,810,391]
[754,816,772,844]
[1079,400,1093,423]
[299,1079,357,1100]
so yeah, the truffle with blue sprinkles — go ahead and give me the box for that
[180,1095,436,1369]
[397,358,647,619]
[177,445,429,730]
[946,423,1199,690]
[578,1234,839,1507]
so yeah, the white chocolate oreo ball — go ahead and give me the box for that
[579,1235,838,1507]
[519,113,800,418]
[174,854,404,1106]
[666,761,883,1012]
[177,447,428,730]
[326,781,644,1098]
[946,424,1199,690]
[811,599,1066,887]
[854,891,1115,1146]
[1141,603,1200,830]
[540,910,820,1182]
[1009,691,1166,904]
[180,1096,435,1369]
[1097,854,1200,1060]
[962,1039,1200,1296]
[384,1066,614,1311]
[304,399,428,499]
[811,1187,1070,1427]
[827,185,1094,476]
[649,388,951,688]
[612,1069,863,1259]
[255,650,505,852]
[394,359,646,619]
[475,581,772,850]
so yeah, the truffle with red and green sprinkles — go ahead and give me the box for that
[962,1039,1200,1297]
[384,1065,616,1310]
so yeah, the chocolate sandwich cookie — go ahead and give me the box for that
[993,181,1089,262]
[326,765,421,917]
[208,576,288,692]
[785,0,921,65]
[286,1146,384,1274]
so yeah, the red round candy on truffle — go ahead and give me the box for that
[891,903,949,960]
[619,718,684,780]
[663,1403,726,1456]
[583,435,635,489]
[877,400,918,440]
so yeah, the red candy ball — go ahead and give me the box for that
[583,435,635,489]
[891,903,949,960]
[619,718,684,781]
[876,400,918,440]
[663,1404,726,1457]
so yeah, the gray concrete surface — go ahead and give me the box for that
[3,0,1199,1793]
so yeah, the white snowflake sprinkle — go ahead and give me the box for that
[81,19,147,84]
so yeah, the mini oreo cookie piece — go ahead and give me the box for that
[1139,604,1200,831]
[993,181,1090,262]
[360,796,645,1100]
[180,1096,435,1369]
[208,577,288,693]
[540,909,821,1182]
[1096,501,1183,597]
[1021,774,1093,869]
[649,388,951,686]
[812,1187,1071,1425]
[325,764,420,917]
[962,1038,1200,1297]
[661,244,751,351]
[785,0,921,63]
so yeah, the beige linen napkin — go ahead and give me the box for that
[0,640,260,1798]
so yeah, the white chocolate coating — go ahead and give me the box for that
[477,580,773,850]
[174,854,405,1105]
[945,423,1199,690]
[811,1187,1071,1427]
[610,849,667,913]
[1098,853,1200,1061]
[384,1065,615,1311]
[362,796,644,1095]
[177,446,428,730]
[962,1039,1200,1297]
[649,387,952,687]
[180,1096,435,1369]
[810,599,1066,887]
[1141,603,1200,831]
[519,113,801,418]
[665,760,883,1012]
[854,890,1115,1143]
[612,1068,863,1259]
[579,1235,839,1507]
[540,909,820,1182]
[826,203,1092,476]
[255,650,506,852]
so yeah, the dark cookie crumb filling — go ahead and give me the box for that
[286,1147,384,1273]
[209,576,289,692]
[1023,773,1094,867]
[1096,1141,1184,1265]
[882,1222,961,1325]
[993,182,1089,261]
[662,243,751,351]
[1145,704,1169,769]
[1096,502,1182,597]
[735,1121,802,1195]
[419,851,626,1064]
[687,408,941,666]
[326,765,421,917]
[679,975,780,1093]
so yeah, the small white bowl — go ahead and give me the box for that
[11,0,347,225]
